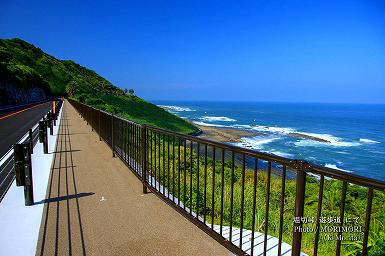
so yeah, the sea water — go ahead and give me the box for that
[155,101,385,182]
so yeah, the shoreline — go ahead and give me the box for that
[196,124,332,144]
[196,125,259,143]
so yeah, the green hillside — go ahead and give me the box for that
[0,38,199,134]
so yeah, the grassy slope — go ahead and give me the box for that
[140,141,385,255]
[93,94,198,134]
[0,38,117,96]
[0,38,198,134]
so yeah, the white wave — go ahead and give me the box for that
[325,164,351,173]
[193,121,226,127]
[230,124,253,129]
[336,151,350,155]
[269,151,294,158]
[293,132,361,147]
[251,125,296,134]
[201,116,236,122]
[250,124,361,148]
[235,136,279,150]
[359,138,380,144]
[294,140,360,148]
[158,105,195,112]
[369,150,385,155]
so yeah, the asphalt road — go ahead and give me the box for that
[0,102,52,157]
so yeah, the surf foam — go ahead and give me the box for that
[294,132,361,147]
[269,151,294,158]
[236,136,279,150]
[251,125,295,134]
[158,105,195,112]
[193,121,226,127]
[325,164,351,173]
[201,116,236,122]
[359,138,380,144]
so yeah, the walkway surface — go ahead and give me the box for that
[35,101,231,256]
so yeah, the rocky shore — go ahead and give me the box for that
[196,125,259,142]
[287,132,330,143]
[196,125,331,144]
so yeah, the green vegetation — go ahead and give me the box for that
[0,38,198,134]
[0,38,116,96]
[126,133,385,255]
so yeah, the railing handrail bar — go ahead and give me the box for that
[310,164,385,190]
[89,105,143,126]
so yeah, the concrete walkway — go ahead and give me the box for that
[35,101,230,256]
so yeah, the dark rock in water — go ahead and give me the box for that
[288,132,330,143]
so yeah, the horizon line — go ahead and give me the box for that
[146,99,385,105]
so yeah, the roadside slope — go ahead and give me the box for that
[0,38,199,134]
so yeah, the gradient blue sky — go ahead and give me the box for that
[1,0,385,103]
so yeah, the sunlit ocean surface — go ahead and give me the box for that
[154,101,385,182]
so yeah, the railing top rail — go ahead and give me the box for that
[114,113,143,126]
[310,164,385,191]
[71,99,385,191]
[89,105,143,126]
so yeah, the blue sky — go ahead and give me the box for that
[1,0,384,103]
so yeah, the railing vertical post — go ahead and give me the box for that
[99,111,101,141]
[44,120,48,154]
[53,108,57,126]
[39,120,48,154]
[14,142,34,206]
[53,102,57,126]
[141,125,147,194]
[39,121,44,143]
[48,113,53,135]
[14,144,26,187]
[111,114,115,157]
[291,161,307,256]
[23,142,34,206]
[29,128,33,154]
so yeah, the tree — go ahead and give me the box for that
[65,81,77,96]
[128,89,134,96]
[124,88,128,95]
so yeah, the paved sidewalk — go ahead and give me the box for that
[35,101,230,256]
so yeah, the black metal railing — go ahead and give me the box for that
[0,100,63,203]
[70,99,385,256]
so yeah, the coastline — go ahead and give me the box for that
[195,124,332,144]
[196,124,259,142]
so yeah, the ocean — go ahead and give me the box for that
[154,101,385,182]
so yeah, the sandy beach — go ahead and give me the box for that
[196,125,259,142]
